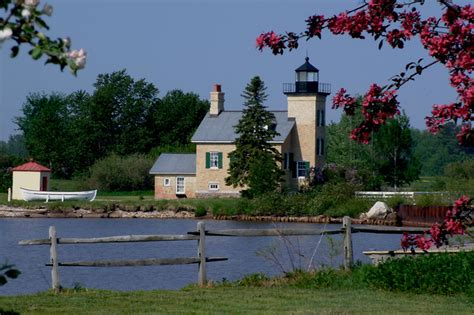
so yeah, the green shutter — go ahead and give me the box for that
[218,152,223,169]
[205,152,210,169]
[305,161,310,170]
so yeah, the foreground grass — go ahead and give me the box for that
[0,287,472,314]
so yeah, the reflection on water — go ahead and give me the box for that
[0,218,402,295]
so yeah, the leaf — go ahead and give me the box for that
[405,62,415,71]
[5,269,20,279]
[35,17,50,30]
[10,46,19,58]
[378,40,384,50]
[31,46,43,60]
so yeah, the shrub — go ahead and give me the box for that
[86,153,154,191]
[325,198,372,218]
[195,205,207,217]
[246,192,286,216]
[304,182,360,216]
[386,195,410,208]
[362,252,474,295]
[237,273,270,287]
[413,194,450,207]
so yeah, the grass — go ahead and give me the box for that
[0,287,472,314]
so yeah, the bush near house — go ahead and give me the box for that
[84,154,154,191]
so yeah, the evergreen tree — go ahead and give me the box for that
[225,76,284,197]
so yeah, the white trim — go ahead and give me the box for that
[176,176,185,194]
[209,151,219,169]
[208,182,220,191]
[297,161,308,178]
[163,178,171,187]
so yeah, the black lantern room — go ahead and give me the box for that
[283,57,330,95]
[295,57,319,93]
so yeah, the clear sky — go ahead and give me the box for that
[0,0,467,141]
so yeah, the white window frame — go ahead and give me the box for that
[163,178,171,187]
[176,176,185,194]
[208,182,220,191]
[210,151,219,169]
[297,161,308,178]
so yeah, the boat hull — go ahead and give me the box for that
[20,188,97,202]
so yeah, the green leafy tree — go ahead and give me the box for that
[89,69,160,156]
[153,90,209,147]
[327,105,382,190]
[412,124,474,176]
[15,92,72,177]
[225,76,284,197]
[373,113,420,188]
[327,108,419,189]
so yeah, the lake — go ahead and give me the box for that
[0,218,403,295]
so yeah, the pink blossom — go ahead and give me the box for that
[415,235,433,251]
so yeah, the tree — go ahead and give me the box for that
[225,76,284,197]
[374,113,420,188]
[328,109,420,189]
[0,0,85,74]
[15,92,72,177]
[412,124,474,176]
[89,70,160,156]
[256,1,473,146]
[153,90,209,147]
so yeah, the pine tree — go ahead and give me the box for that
[225,76,284,197]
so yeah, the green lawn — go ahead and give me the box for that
[0,287,472,314]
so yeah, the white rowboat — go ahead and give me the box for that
[20,187,97,202]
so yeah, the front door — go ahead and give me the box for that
[176,177,185,194]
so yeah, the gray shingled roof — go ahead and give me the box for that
[191,111,294,143]
[149,153,196,175]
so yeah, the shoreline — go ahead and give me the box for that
[0,205,430,227]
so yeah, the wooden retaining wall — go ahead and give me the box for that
[396,205,451,226]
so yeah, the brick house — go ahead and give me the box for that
[150,58,330,199]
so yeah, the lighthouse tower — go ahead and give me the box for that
[284,57,330,170]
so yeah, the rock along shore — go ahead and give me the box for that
[0,205,407,226]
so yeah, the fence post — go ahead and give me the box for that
[197,221,206,287]
[342,216,353,270]
[49,226,61,292]
[7,188,11,203]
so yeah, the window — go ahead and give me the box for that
[317,138,325,156]
[163,178,171,187]
[208,182,219,191]
[210,152,219,168]
[297,161,309,178]
[317,110,325,127]
[176,177,185,194]
[283,152,293,170]
[206,151,223,169]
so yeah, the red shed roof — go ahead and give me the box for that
[12,161,51,172]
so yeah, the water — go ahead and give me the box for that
[0,218,402,295]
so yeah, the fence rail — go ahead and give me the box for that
[19,218,442,291]
[355,191,448,199]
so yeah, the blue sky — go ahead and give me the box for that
[0,0,467,141]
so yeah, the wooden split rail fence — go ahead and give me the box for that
[19,217,429,291]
